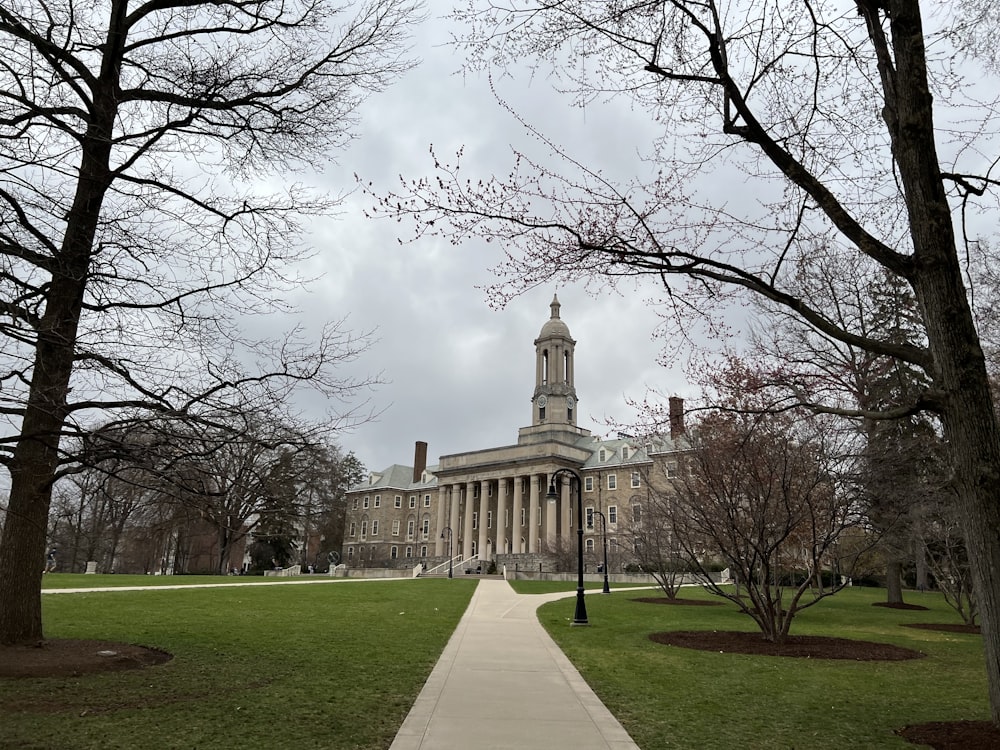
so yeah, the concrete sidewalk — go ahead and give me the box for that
[390,579,641,750]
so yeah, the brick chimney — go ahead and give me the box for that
[412,441,428,482]
[669,397,685,440]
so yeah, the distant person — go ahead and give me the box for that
[44,548,57,573]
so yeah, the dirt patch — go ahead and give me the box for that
[632,596,723,606]
[902,622,981,635]
[873,601,930,611]
[896,720,1000,749]
[649,629,923,660]
[0,639,172,678]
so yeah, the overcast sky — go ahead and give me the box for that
[288,9,708,472]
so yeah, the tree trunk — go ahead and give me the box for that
[885,559,905,604]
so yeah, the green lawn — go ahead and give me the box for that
[42,573,251,588]
[4,580,991,749]
[4,579,477,750]
[508,579,657,594]
[539,585,989,749]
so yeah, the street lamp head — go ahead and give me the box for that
[545,482,558,502]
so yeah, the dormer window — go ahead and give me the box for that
[598,448,606,462]
[622,446,630,460]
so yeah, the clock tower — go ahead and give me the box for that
[532,294,579,427]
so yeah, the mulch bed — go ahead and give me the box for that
[896,721,1000,749]
[648,629,923,660]
[903,622,981,635]
[873,601,930,611]
[632,596,723,606]
[0,639,172,678]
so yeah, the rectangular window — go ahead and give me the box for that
[394,495,402,508]
[473,511,479,530]
[666,462,678,478]
[520,508,526,526]
[607,474,617,490]
[584,476,594,492]
[631,471,641,488]
[487,511,493,529]
[608,505,617,524]
[371,520,379,536]
[599,448,607,462]
[424,494,432,507]
[392,519,400,536]
[374,495,381,508]
[352,497,359,510]
[347,547,354,560]
[363,496,369,509]
[622,446,629,460]
[390,546,398,559]
[632,504,642,523]
[420,545,428,556]
[586,538,595,552]
[349,522,356,537]
[405,546,413,558]
[586,507,594,529]
[422,519,430,538]
[407,520,415,539]
[360,520,368,538]
[409,495,416,508]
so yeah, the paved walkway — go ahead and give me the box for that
[390,579,641,750]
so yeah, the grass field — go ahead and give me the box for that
[5,578,477,750]
[40,573,348,588]
[3,579,991,749]
[538,584,989,749]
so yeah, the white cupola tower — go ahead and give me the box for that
[532,294,578,427]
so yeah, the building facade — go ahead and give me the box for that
[343,296,688,571]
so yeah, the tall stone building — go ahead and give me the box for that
[342,296,688,571]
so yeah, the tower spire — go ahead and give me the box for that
[532,294,577,427]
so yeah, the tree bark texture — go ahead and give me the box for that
[884,0,1000,720]
[0,3,122,644]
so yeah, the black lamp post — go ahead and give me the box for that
[546,468,588,626]
[440,527,453,578]
[591,510,611,594]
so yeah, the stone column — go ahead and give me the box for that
[450,485,461,561]
[496,478,508,555]
[545,472,558,549]
[435,485,448,556]
[463,481,475,560]
[511,476,523,554]
[528,475,540,553]
[478,479,490,563]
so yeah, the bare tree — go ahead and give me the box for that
[920,494,978,627]
[626,487,689,600]
[754,261,948,603]
[663,360,867,643]
[0,0,417,644]
[368,0,1000,720]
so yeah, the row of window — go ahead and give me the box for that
[583,472,641,491]
[353,494,433,511]
[350,467,683,511]
[349,504,642,540]
[346,545,429,560]
[349,518,431,539]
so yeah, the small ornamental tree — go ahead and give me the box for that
[669,362,867,643]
